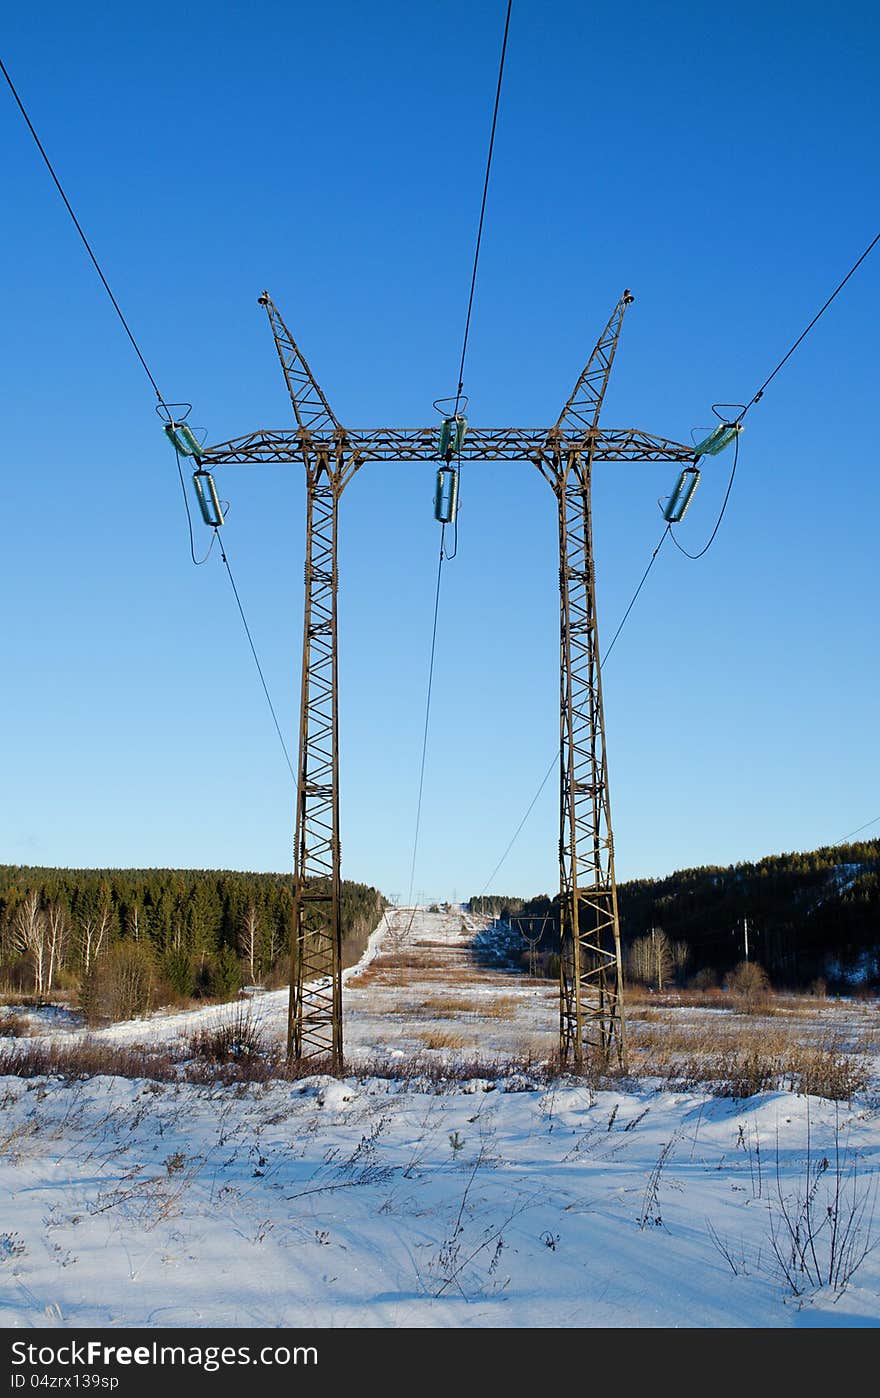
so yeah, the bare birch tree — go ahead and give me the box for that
[45,901,69,992]
[80,902,111,976]
[628,929,674,990]
[239,903,260,984]
[14,891,47,995]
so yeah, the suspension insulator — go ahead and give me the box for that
[438,415,468,459]
[693,422,742,457]
[164,421,203,457]
[663,466,701,523]
[192,470,224,527]
[434,465,459,523]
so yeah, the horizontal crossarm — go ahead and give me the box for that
[201,426,696,467]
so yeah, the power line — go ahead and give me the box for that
[832,816,880,847]
[476,224,880,894]
[453,0,512,414]
[1,56,166,407]
[604,525,670,658]
[409,5,513,912]
[216,537,297,785]
[406,547,445,909]
[738,230,880,421]
[2,53,297,792]
[671,230,879,562]
[476,752,556,899]
[476,525,669,896]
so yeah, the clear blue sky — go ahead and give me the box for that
[1,1,878,903]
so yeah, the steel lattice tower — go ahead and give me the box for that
[201,290,695,1066]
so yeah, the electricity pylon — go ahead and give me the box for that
[201,290,695,1067]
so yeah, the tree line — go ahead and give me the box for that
[470,838,880,990]
[0,865,385,1011]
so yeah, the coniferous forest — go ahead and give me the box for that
[0,865,384,1015]
[471,839,880,990]
[3,836,878,1011]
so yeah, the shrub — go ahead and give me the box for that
[262,960,288,991]
[689,967,718,991]
[80,943,155,1026]
[0,1039,178,1082]
[713,1049,781,1098]
[786,1044,869,1101]
[188,1005,268,1062]
[768,1109,878,1296]
[0,1014,28,1038]
[725,960,771,1012]
[0,957,35,993]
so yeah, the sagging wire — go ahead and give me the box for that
[172,443,218,567]
[215,535,297,786]
[405,547,445,914]
[670,429,740,560]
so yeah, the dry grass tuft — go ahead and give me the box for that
[784,1042,870,1100]
[480,997,521,1020]
[416,1030,467,1052]
[0,1039,181,1083]
[0,1015,31,1039]
[188,1007,269,1062]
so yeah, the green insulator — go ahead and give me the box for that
[434,465,459,523]
[192,470,224,527]
[438,415,467,459]
[177,422,203,457]
[693,422,741,457]
[663,467,701,523]
[164,421,202,457]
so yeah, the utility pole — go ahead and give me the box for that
[201,290,696,1067]
[743,915,749,962]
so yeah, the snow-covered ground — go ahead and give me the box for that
[1,910,879,1328]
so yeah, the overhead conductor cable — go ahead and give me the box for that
[1,54,296,785]
[407,1,513,913]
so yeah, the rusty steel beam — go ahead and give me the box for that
[200,424,695,469]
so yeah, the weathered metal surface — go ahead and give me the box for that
[202,423,695,469]
[241,289,686,1066]
[550,292,632,1070]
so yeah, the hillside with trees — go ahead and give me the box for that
[0,866,384,1017]
[471,839,880,990]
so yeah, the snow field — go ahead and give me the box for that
[1,910,879,1328]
